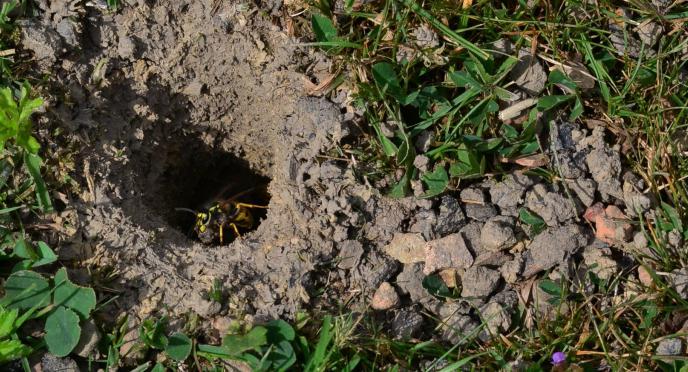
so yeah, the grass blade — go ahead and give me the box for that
[23,153,52,213]
[398,0,488,59]
[304,315,334,372]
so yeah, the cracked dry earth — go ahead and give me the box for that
[19,0,687,354]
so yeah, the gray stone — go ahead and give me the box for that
[474,250,511,267]
[490,38,516,56]
[610,33,643,58]
[478,302,511,340]
[669,268,688,299]
[56,18,79,47]
[73,318,101,358]
[415,130,434,153]
[480,216,517,251]
[633,232,648,250]
[435,195,466,236]
[465,203,498,222]
[438,303,479,344]
[371,282,400,310]
[381,121,396,137]
[668,230,684,249]
[460,187,487,204]
[424,233,474,274]
[460,266,501,299]
[522,224,589,277]
[391,309,424,339]
[656,338,683,356]
[636,21,663,47]
[408,210,436,240]
[500,253,524,284]
[355,251,400,290]
[459,221,483,256]
[608,9,644,57]
[491,289,519,309]
[396,263,428,303]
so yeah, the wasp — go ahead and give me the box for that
[177,187,267,244]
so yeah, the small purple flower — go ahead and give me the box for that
[551,351,566,365]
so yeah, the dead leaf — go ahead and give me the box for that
[540,55,596,90]
[518,277,537,306]
[499,154,549,168]
[304,73,338,96]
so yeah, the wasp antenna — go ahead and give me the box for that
[175,208,198,215]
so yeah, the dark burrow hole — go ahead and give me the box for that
[154,137,271,244]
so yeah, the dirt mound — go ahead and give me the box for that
[24,0,364,322]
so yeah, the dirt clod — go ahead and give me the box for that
[460,266,501,299]
[438,303,477,344]
[384,233,426,264]
[581,127,623,201]
[489,173,533,215]
[669,268,688,299]
[435,195,466,236]
[19,21,64,69]
[522,224,588,278]
[656,338,684,356]
[510,52,547,96]
[391,309,424,339]
[480,216,517,252]
[73,319,101,358]
[581,245,618,280]
[526,184,576,226]
[478,302,511,340]
[41,354,78,372]
[423,233,474,274]
[338,240,365,270]
[396,263,428,304]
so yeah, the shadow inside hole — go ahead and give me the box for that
[155,136,271,241]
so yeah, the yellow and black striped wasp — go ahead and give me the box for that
[177,187,268,244]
